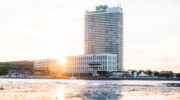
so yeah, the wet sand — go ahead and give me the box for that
[0,79,180,100]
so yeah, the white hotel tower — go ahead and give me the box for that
[84,6,123,70]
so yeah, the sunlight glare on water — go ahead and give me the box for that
[57,85,65,100]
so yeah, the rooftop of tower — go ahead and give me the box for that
[85,5,123,14]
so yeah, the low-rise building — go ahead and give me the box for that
[8,70,31,77]
[34,58,62,76]
[64,53,117,75]
[159,71,172,74]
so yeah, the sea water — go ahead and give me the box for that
[0,79,179,100]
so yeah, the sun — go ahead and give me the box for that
[58,57,66,64]
[42,40,68,65]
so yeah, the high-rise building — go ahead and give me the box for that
[84,5,123,70]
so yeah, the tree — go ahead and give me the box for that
[145,70,153,76]
[138,70,144,74]
[0,66,8,75]
[160,71,174,78]
[96,5,108,12]
[176,73,180,78]
[167,71,174,78]
[0,61,34,75]
[128,69,137,74]
[154,71,160,77]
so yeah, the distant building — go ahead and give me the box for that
[64,54,117,74]
[8,70,31,77]
[159,71,172,74]
[34,58,62,76]
[84,5,123,70]
[34,58,60,70]
[105,70,132,78]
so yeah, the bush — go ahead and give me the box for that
[0,61,34,75]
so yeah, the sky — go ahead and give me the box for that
[0,0,180,72]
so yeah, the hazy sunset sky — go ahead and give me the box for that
[0,0,180,72]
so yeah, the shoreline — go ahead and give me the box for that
[1,77,180,81]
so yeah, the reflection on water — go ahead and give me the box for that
[57,85,64,100]
[82,86,122,100]
[62,84,122,100]
[0,79,180,100]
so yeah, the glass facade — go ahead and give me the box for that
[84,7,123,70]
